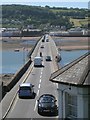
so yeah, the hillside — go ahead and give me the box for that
[2,5,88,30]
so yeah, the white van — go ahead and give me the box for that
[34,57,42,67]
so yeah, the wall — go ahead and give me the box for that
[3,59,32,92]
[58,83,90,119]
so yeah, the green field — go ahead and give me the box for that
[70,18,88,27]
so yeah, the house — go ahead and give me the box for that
[2,28,21,37]
[50,52,90,119]
[68,27,83,36]
[22,29,43,37]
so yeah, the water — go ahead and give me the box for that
[21,40,36,45]
[0,48,88,74]
[59,50,88,67]
[1,50,29,74]
[1,39,37,74]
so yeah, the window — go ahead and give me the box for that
[65,93,77,119]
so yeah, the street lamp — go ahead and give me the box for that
[57,86,71,118]
[23,47,25,65]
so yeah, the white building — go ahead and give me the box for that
[68,27,83,36]
[1,28,21,37]
[50,52,90,119]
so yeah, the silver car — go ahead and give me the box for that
[18,83,35,98]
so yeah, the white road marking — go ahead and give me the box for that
[37,90,39,96]
[41,71,43,75]
[10,95,18,112]
[39,79,41,83]
[38,84,41,89]
[40,75,42,79]
[34,100,37,111]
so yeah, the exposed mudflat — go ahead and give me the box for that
[53,36,89,50]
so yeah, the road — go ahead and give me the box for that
[2,35,59,119]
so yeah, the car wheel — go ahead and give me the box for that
[38,108,40,114]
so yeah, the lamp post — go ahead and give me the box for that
[23,47,25,65]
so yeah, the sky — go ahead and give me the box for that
[1,0,90,8]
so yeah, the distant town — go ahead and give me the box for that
[1,4,89,37]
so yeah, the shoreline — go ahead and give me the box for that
[1,36,41,51]
[53,36,89,51]
[57,46,89,51]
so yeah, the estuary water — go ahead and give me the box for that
[1,50,29,74]
[59,50,88,67]
[0,49,88,74]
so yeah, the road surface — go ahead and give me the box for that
[2,35,59,119]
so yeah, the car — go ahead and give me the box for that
[42,39,45,42]
[40,45,44,48]
[46,39,49,42]
[18,83,35,98]
[45,56,52,61]
[37,94,58,116]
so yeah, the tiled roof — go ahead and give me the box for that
[50,52,90,87]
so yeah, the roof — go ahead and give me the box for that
[20,83,32,87]
[34,56,42,59]
[50,52,90,87]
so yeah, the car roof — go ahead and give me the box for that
[34,56,42,59]
[20,83,32,87]
[46,56,51,57]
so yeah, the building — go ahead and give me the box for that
[1,28,21,37]
[68,27,83,36]
[22,29,43,37]
[50,52,90,119]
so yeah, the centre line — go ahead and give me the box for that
[39,79,41,83]
[38,84,41,89]
[41,71,43,75]
[40,75,42,79]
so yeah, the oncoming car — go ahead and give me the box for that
[40,45,44,48]
[37,94,58,116]
[18,83,35,98]
[46,39,49,42]
[45,56,52,61]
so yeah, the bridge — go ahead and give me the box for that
[1,34,60,119]
[1,34,90,119]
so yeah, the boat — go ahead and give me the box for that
[14,49,20,52]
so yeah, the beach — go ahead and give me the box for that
[1,37,40,51]
[53,36,90,50]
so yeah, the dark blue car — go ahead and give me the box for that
[37,94,58,116]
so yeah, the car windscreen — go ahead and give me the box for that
[20,87,31,91]
[47,56,51,59]
[40,96,54,103]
